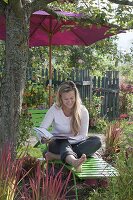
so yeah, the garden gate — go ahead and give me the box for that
[93,71,119,120]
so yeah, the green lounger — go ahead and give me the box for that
[29,109,48,147]
[30,109,119,200]
[67,157,118,200]
[48,157,119,200]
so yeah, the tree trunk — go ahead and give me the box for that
[0,6,30,155]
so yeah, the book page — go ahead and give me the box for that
[34,127,85,143]
[52,135,76,140]
[34,127,53,140]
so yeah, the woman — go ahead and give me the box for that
[40,81,101,172]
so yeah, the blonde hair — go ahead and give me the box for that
[56,81,82,135]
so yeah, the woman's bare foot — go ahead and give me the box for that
[45,152,60,161]
[73,154,87,172]
[45,152,53,161]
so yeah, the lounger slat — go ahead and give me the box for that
[72,158,119,179]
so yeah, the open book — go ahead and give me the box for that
[34,127,77,141]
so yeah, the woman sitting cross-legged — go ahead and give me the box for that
[40,81,101,172]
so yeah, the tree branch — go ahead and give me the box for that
[0,0,7,15]
[108,0,133,6]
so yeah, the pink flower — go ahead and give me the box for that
[119,113,129,119]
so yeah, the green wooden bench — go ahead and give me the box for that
[28,109,48,127]
[48,157,119,200]
[30,109,119,200]
[28,109,48,147]
[67,157,118,199]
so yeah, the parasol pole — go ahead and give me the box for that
[48,33,53,108]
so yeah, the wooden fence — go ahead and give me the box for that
[93,71,119,120]
[27,68,119,121]
[52,69,119,120]
[52,68,93,100]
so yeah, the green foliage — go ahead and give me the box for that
[51,0,133,32]
[19,158,71,200]
[84,95,107,132]
[23,81,49,108]
[37,143,48,155]
[89,121,133,200]
[29,37,121,78]
[120,66,133,84]
[121,121,133,148]
[119,88,133,115]
[1,143,71,200]
[41,1,133,76]
[17,146,43,158]
[84,95,102,119]
[0,144,23,200]
[81,0,133,30]
[89,154,133,200]
[104,121,123,158]
[50,1,79,13]
[95,117,108,133]
[17,110,33,149]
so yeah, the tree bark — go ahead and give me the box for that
[0,0,56,157]
[0,0,6,15]
[0,5,30,154]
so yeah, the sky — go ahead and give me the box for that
[117,31,133,52]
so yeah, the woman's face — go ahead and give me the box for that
[61,90,75,109]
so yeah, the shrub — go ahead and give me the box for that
[89,144,133,200]
[94,117,108,133]
[17,109,33,149]
[84,95,102,120]
[119,83,133,117]
[23,81,49,108]
[104,121,123,162]
[0,144,24,200]
[0,143,72,200]
[84,95,108,132]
